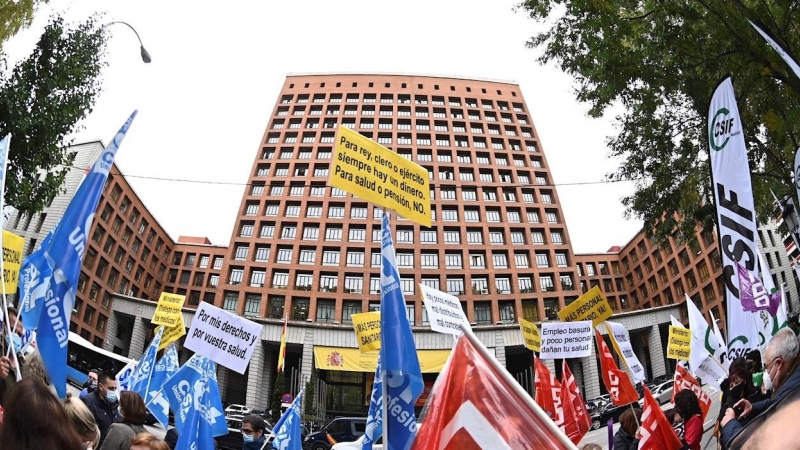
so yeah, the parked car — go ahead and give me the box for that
[332,435,382,450]
[589,402,638,430]
[652,381,674,405]
[225,404,251,416]
[303,417,367,450]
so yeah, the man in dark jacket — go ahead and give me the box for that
[82,372,121,446]
[721,328,800,449]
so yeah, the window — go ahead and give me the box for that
[493,252,509,269]
[421,253,439,269]
[469,253,486,269]
[276,247,293,263]
[299,248,316,264]
[326,226,343,241]
[323,250,340,266]
[515,252,530,268]
[396,252,414,268]
[222,291,238,311]
[421,230,437,244]
[447,278,465,295]
[346,251,365,267]
[441,209,458,221]
[234,245,249,261]
[489,231,504,244]
[443,230,461,244]
[555,252,568,267]
[345,276,364,294]
[445,252,463,269]
[510,231,525,244]
[474,302,491,325]
[316,300,335,323]
[343,302,361,324]
[467,230,483,244]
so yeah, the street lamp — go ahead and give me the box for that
[104,21,151,63]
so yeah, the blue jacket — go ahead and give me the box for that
[721,362,800,449]
[81,391,121,446]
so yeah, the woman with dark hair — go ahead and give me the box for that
[99,391,147,450]
[0,377,83,449]
[674,390,703,450]
[613,407,642,450]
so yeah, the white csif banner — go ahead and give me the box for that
[708,77,760,361]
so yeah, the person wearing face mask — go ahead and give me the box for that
[82,372,122,447]
[717,361,766,428]
[81,370,100,400]
[99,391,148,450]
[241,414,268,450]
[745,350,764,390]
[721,327,800,449]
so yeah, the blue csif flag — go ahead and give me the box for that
[362,354,383,450]
[18,230,54,330]
[130,326,164,400]
[38,111,137,398]
[380,213,422,450]
[161,354,227,437]
[146,343,179,427]
[272,388,305,450]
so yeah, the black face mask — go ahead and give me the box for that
[730,383,745,399]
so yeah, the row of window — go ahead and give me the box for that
[280,92,525,112]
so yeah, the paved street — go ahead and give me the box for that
[579,385,721,449]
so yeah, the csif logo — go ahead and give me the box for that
[709,107,739,151]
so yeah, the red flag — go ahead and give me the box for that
[639,385,683,450]
[595,330,639,406]
[672,364,712,420]
[559,360,591,444]
[534,357,562,421]
[412,334,574,450]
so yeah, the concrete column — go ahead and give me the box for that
[217,366,229,404]
[580,352,601,400]
[262,345,275,408]
[544,358,556,375]
[127,316,147,359]
[648,325,667,379]
[246,342,266,409]
[300,327,314,386]
[104,312,119,352]
[494,330,506,368]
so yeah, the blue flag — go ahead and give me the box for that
[18,230,54,330]
[272,388,304,450]
[362,354,383,450]
[38,111,137,398]
[380,213,422,450]
[161,355,227,437]
[131,326,164,400]
[145,344,179,427]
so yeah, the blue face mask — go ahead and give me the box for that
[105,390,118,404]
[242,433,255,443]
[5,333,21,353]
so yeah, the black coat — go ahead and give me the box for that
[82,391,121,446]
[613,428,639,450]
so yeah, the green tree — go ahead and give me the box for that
[0,14,107,215]
[304,371,318,421]
[0,0,46,47]
[270,371,286,424]
[519,1,800,243]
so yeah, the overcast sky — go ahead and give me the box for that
[4,0,643,253]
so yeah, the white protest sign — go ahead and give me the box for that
[116,359,137,391]
[605,321,646,383]
[420,284,470,336]
[184,302,263,374]
[539,321,593,359]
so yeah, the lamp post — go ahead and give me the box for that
[104,21,151,63]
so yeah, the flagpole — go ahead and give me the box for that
[0,134,21,380]
[380,207,389,450]
[460,323,578,450]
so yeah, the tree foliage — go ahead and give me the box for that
[519,0,800,244]
[303,371,317,420]
[0,0,46,47]
[0,14,107,215]
[270,370,286,423]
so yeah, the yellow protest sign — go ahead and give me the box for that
[151,292,186,327]
[667,326,692,360]
[2,231,23,293]
[352,312,381,353]
[331,126,431,227]
[519,317,541,352]
[158,315,186,350]
[557,285,613,327]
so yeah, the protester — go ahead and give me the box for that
[717,359,766,428]
[64,392,102,450]
[746,350,764,390]
[80,369,100,400]
[665,407,685,441]
[613,408,641,450]
[241,414,268,450]
[83,372,121,446]
[721,327,800,449]
[163,428,178,449]
[0,377,83,449]
[99,391,148,450]
[129,433,169,450]
[739,396,800,450]
[674,390,703,450]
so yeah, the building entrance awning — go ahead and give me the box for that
[314,346,451,373]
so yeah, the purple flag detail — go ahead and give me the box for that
[736,263,781,316]
[608,417,614,449]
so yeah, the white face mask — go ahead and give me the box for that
[763,369,773,392]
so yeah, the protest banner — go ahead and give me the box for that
[331,126,431,227]
[117,359,137,391]
[420,284,470,336]
[2,230,23,293]
[605,321,646,383]
[158,314,186,350]
[519,317,541,352]
[539,321,593,359]
[557,286,612,327]
[667,326,691,360]
[184,302,263,374]
[351,312,381,352]
[151,292,186,327]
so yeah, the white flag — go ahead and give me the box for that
[685,294,728,369]
[709,77,760,362]
[749,21,800,81]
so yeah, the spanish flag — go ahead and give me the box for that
[277,315,288,373]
